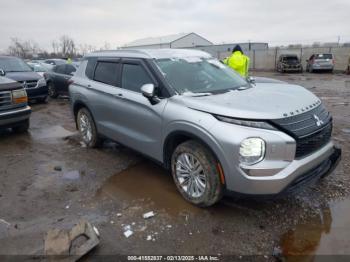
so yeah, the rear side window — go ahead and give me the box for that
[93,61,119,86]
[55,65,66,74]
[85,57,97,80]
[65,64,76,75]
[316,54,333,59]
[122,64,153,93]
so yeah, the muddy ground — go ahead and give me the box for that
[0,72,349,260]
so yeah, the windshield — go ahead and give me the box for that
[283,56,299,62]
[0,57,32,72]
[28,63,47,72]
[155,57,248,94]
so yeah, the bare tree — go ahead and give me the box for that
[58,35,76,57]
[7,38,41,58]
[52,40,59,54]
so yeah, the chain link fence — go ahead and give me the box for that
[214,46,350,72]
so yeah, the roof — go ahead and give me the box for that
[124,32,208,47]
[87,48,212,60]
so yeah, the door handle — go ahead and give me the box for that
[113,93,124,98]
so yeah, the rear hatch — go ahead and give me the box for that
[314,54,334,65]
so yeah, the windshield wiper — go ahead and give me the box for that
[182,91,212,97]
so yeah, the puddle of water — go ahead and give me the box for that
[281,198,350,257]
[30,125,74,140]
[96,161,200,215]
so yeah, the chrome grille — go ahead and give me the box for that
[0,91,12,108]
[271,104,332,158]
[19,80,38,89]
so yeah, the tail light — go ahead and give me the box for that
[67,79,74,85]
[332,59,335,64]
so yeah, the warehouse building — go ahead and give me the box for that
[191,42,268,57]
[123,32,213,49]
[122,32,268,60]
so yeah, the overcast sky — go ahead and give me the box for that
[1,0,349,52]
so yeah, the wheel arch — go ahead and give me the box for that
[162,130,226,185]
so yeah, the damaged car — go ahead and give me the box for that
[69,49,341,206]
[276,54,303,73]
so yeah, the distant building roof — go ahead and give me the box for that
[124,32,212,47]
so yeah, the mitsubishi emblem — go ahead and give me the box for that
[313,114,324,127]
[22,81,27,89]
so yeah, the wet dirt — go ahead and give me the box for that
[0,73,349,257]
[96,161,200,216]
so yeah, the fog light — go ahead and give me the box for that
[239,138,265,165]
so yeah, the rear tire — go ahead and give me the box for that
[48,82,58,98]
[12,119,29,133]
[77,108,101,148]
[171,140,224,207]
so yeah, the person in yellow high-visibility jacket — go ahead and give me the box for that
[223,45,250,77]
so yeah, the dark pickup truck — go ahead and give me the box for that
[0,76,31,132]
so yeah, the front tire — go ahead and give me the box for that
[48,82,58,98]
[77,108,101,148]
[171,140,224,207]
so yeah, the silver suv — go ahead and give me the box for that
[69,49,341,206]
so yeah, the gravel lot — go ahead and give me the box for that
[0,72,349,260]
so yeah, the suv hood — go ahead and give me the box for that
[175,83,320,120]
[5,71,42,82]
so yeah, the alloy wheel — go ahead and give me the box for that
[175,153,206,198]
[79,112,93,143]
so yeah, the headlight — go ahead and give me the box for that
[37,77,46,87]
[12,89,28,104]
[215,115,276,130]
[239,138,265,165]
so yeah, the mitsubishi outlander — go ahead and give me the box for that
[69,49,341,206]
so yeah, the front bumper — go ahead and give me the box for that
[26,85,48,99]
[0,106,31,128]
[282,66,302,72]
[225,143,341,197]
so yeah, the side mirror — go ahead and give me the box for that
[141,83,155,98]
[0,69,5,76]
[141,83,160,104]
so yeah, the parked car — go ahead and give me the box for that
[27,62,48,77]
[44,59,66,66]
[306,53,334,73]
[0,76,31,132]
[69,49,341,207]
[0,56,48,102]
[276,54,303,73]
[44,63,77,98]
